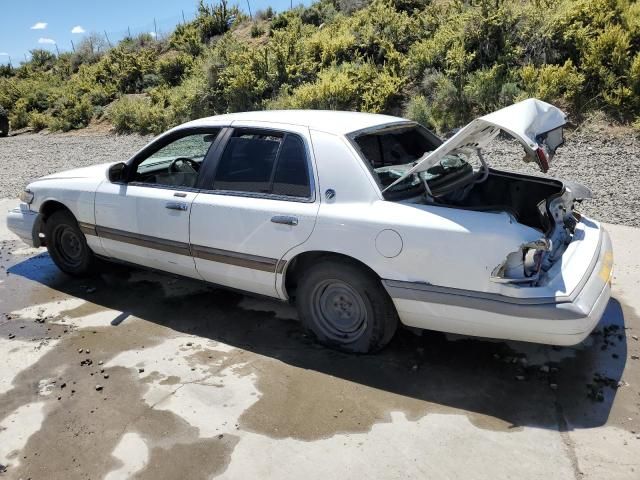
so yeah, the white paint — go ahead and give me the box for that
[220,411,575,480]
[103,432,149,480]
[0,402,46,467]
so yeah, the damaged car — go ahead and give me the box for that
[7,99,613,353]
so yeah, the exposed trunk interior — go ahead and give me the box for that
[439,169,564,232]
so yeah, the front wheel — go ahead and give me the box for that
[296,258,398,353]
[45,210,96,276]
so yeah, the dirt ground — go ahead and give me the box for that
[0,198,639,479]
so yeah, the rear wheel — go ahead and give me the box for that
[45,210,96,276]
[296,258,398,353]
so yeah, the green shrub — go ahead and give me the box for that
[107,95,169,134]
[28,111,52,131]
[9,98,30,129]
[250,23,265,38]
[519,60,585,106]
[269,62,404,112]
[158,52,193,85]
[48,94,93,131]
[403,95,430,127]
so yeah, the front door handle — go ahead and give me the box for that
[271,215,298,226]
[165,201,188,211]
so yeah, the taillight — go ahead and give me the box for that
[535,147,549,173]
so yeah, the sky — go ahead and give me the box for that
[0,0,310,65]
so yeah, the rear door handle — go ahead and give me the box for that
[165,202,188,211]
[271,215,298,226]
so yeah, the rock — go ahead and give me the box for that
[515,375,526,381]
[60,383,66,389]
[86,349,90,354]
[95,385,103,391]
[540,365,550,373]
[549,383,558,390]
[98,360,103,365]
[138,367,144,373]
[103,374,109,379]
[86,287,96,294]
[8,333,15,339]
[218,434,224,439]
[186,342,193,347]
[411,364,419,371]
[632,335,638,341]
[78,348,83,354]
[631,355,639,360]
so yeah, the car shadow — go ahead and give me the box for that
[7,252,628,433]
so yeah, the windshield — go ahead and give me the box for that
[352,124,471,198]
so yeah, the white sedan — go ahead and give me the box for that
[7,99,613,353]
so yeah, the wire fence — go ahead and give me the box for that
[1,1,308,65]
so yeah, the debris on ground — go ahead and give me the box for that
[95,385,103,391]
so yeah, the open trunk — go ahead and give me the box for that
[439,168,564,232]
[350,98,592,284]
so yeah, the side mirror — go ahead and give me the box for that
[108,162,127,183]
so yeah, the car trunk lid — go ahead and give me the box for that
[382,98,567,193]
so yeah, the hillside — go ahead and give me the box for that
[0,0,639,135]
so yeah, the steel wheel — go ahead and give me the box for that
[310,279,368,343]
[53,224,85,268]
[45,209,97,276]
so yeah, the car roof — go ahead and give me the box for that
[178,110,410,135]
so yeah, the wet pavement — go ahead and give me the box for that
[1,199,639,479]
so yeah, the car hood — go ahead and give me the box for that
[383,98,567,193]
[37,163,113,181]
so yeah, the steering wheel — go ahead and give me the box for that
[169,157,200,173]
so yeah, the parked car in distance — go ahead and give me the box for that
[7,99,613,353]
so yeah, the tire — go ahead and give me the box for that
[296,258,398,353]
[45,210,96,276]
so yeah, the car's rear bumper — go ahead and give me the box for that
[6,204,41,247]
[384,228,613,346]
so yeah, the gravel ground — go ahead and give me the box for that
[0,131,152,199]
[0,127,638,226]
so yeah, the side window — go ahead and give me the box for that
[272,135,311,198]
[212,130,312,199]
[133,130,219,188]
[213,132,281,193]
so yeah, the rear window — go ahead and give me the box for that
[212,130,311,199]
[352,124,472,199]
[353,125,439,168]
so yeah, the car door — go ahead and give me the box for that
[95,127,222,278]
[190,123,320,297]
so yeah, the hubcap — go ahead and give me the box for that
[311,280,367,343]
